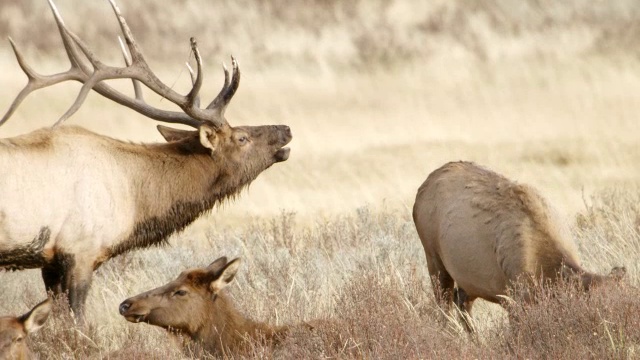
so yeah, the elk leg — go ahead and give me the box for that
[66,274,92,323]
[453,287,474,313]
[454,287,476,332]
[426,255,455,309]
[41,261,64,295]
[55,253,92,323]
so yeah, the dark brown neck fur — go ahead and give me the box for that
[109,138,250,257]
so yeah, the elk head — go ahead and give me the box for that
[0,300,51,360]
[0,0,292,175]
[119,257,241,334]
[560,263,627,291]
[155,120,291,191]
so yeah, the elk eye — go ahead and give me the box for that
[15,336,23,343]
[237,135,248,144]
[174,290,188,297]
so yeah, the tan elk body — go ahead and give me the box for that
[119,257,322,356]
[0,300,51,360]
[0,0,292,320]
[412,161,625,326]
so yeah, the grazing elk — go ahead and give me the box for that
[0,0,292,321]
[0,300,51,360]
[119,256,326,356]
[412,161,625,330]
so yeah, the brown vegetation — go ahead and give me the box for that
[500,277,640,359]
[0,198,636,358]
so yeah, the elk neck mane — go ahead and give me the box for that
[110,130,255,256]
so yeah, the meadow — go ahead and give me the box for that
[0,0,639,358]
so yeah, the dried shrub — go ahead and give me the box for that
[3,199,638,359]
[575,189,640,286]
[500,278,640,359]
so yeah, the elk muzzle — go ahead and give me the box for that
[273,125,292,162]
[119,299,147,323]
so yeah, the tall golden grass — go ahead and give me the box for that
[0,0,639,358]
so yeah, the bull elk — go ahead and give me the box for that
[0,300,51,360]
[412,161,625,331]
[0,0,292,321]
[119,256,330,356]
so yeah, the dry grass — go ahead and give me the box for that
[501,279,640,359]
[2,196,638,359]
[1,0,640,358]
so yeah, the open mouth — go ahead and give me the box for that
[274,147,291,162]
[125,314,146,323]
[273,125,292,162]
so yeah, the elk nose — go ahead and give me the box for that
[279,125,292,141]
[119,301,131,315]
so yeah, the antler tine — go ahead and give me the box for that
[226,56,241,103]
[185,63,200,108]
[0,38,42,126]
[118,36,143,101]
[186,63,196,84]
[206,62,230,110]
[106,0,143,64]
[47,0,86,71]
[0,37,84,126]
[1,0,88,127]
[7,38,36,80]
[206,57,240,117]
[156,37,227,127]
[185,38,203,110]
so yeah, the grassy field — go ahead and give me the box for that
[1,0,639,358]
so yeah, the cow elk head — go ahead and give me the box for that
[119,257,294,355]
[0,300,51,360]
[118,257,240,333]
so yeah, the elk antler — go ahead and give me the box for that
[0,0,240,129]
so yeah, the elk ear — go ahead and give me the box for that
[198,125,220,152]
[206,256,229,274]
[20,299,51,334]
[156,125,197,142]
[209,258,242,293]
